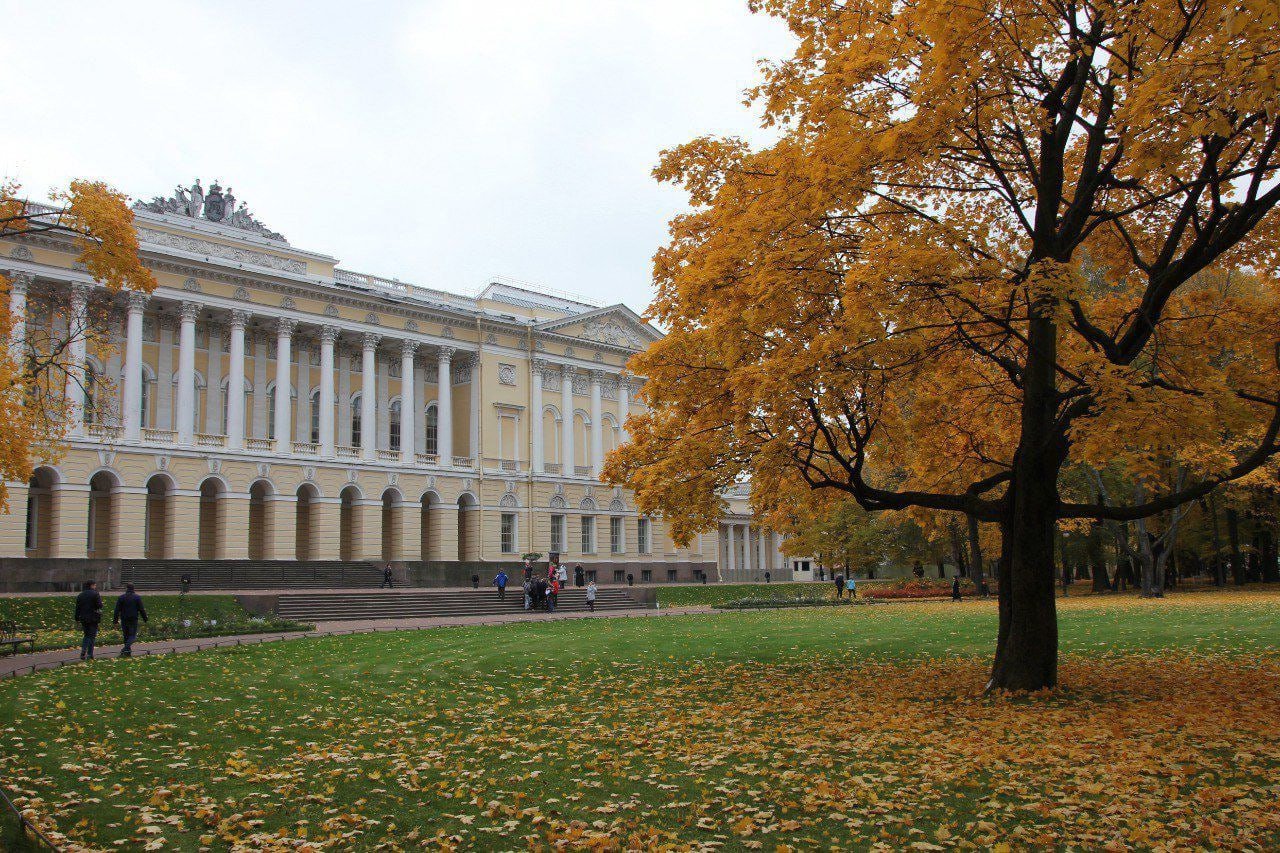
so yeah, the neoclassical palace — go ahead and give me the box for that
[1,181,797,585]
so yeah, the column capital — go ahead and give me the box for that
[126,290,149,311]
[228,309,250,329]
[6,271,32,295]
[319,325,341,345]
[438,345,456,361]
[560,363,575,378]
[277,317,297,337]
[179,300,202,323]
[362,332,382,351]
[589,369,605,385]
[68,283,91,310]
[401,339,419,359]
[531,357,549,376]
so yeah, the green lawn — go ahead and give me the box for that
[0,594,311,652]
[2,591,1279,849]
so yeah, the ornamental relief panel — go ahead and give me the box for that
[542,370,562,392]
[498,363,517,386]
[571,374,588,396]
[138,227,307,274]
[579,318,643,348]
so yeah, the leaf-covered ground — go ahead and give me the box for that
[0,595,311,652]
[2,591,1279,850]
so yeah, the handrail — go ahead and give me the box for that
[0,776,61,850]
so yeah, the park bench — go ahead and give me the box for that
[0,620,36,656]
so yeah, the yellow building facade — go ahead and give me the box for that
[1,182,791,586]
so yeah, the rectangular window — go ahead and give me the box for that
[390,416,401,451]
[500,513,516,554]
[637,518,652,555]
[586,569,597,583]
[581,516,595,554]
[667,569,678,582]
[550,514,565,554]
[610,516,624,554]
[613,569,625,583]
[425,405,438,455]
[641,569,652,583]
[351,407,362,447]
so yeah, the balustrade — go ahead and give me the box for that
[245,437,273,452]
[142,428,176,444]
[292,441,319,455]
[195,433,226,448]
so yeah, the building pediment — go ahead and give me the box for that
[535,305,660,350]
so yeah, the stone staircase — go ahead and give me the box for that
[274,587,641,622]
[120,560,385,591]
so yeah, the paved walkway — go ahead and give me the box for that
[0,606,711,679]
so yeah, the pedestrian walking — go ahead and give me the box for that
[380,564,395,589]
[952,576,962,601]
[846,576,857,599]
[627,572,634,587]
[112,583,148,657]
[74,580,103,660]
[493,569,509,600]
[586,580,597,612]
[834,572,845,599]
[574,565,585,587]
[548,577,559,612]
[523,578,533,611]
[471,573,480,589]
[765,570,771,584]
[556,563,568,588]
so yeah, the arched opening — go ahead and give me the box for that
[198,478,225,560]
[339,485,361,561]
[602,413,620,455]
[144,474,175,559]
[389,400,402,452]
[220,377,253,436]
[309,390,321,444]
[248,480,273,560]
[457,493,479,561]
[296,483,319,561]
[543,406,561,467]
[424,403,439,457]
[87,471,120,558]
[420,491,441,561]
[24,467,58,557]
[350,394,363,448]
[382,488,403,561]
[573,412,590,469]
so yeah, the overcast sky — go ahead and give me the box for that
[0,1,794,314]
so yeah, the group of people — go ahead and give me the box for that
[73,580,149,660]
[491,560,599,613]
[833,572,857,598]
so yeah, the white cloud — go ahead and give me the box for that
[0,0,794,313]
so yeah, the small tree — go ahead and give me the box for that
[0,180,155,509]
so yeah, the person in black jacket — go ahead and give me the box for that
[112,583,148,657]
[74,580,103,660]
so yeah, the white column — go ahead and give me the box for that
[121,292,147,441]
[530,359,545,473]
[65,284,90,436]
[468,355,480,465]
[560,365,574,474]
[203,322,222,436]
[589,370,604,477]
[742,524,754,576]
[617,378,630,444]
[437,346,454,465]
[414,359,426,453]
[361,333,379,460]
[274,318,295,449]
[176,301,200,445]
[400,340,418,464]
[226,311,248,450]
[6,272,30,363]
[726,524,737,575]
[756,528,766,575]
[773,532,784,573]
[318,326,338,457]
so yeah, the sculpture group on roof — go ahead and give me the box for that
[134,178,287,243]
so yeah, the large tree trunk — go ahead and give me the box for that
[1207,494,1226,587]
[989,309,1061,692]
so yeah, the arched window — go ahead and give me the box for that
[140,369,153,428]
[351,394,362,447]
[220,377,253,435]
[424,403,438,455]
[310,390,321,444]
[266,382,297,441]
[389,399,402,451]
[83,360,102,425]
